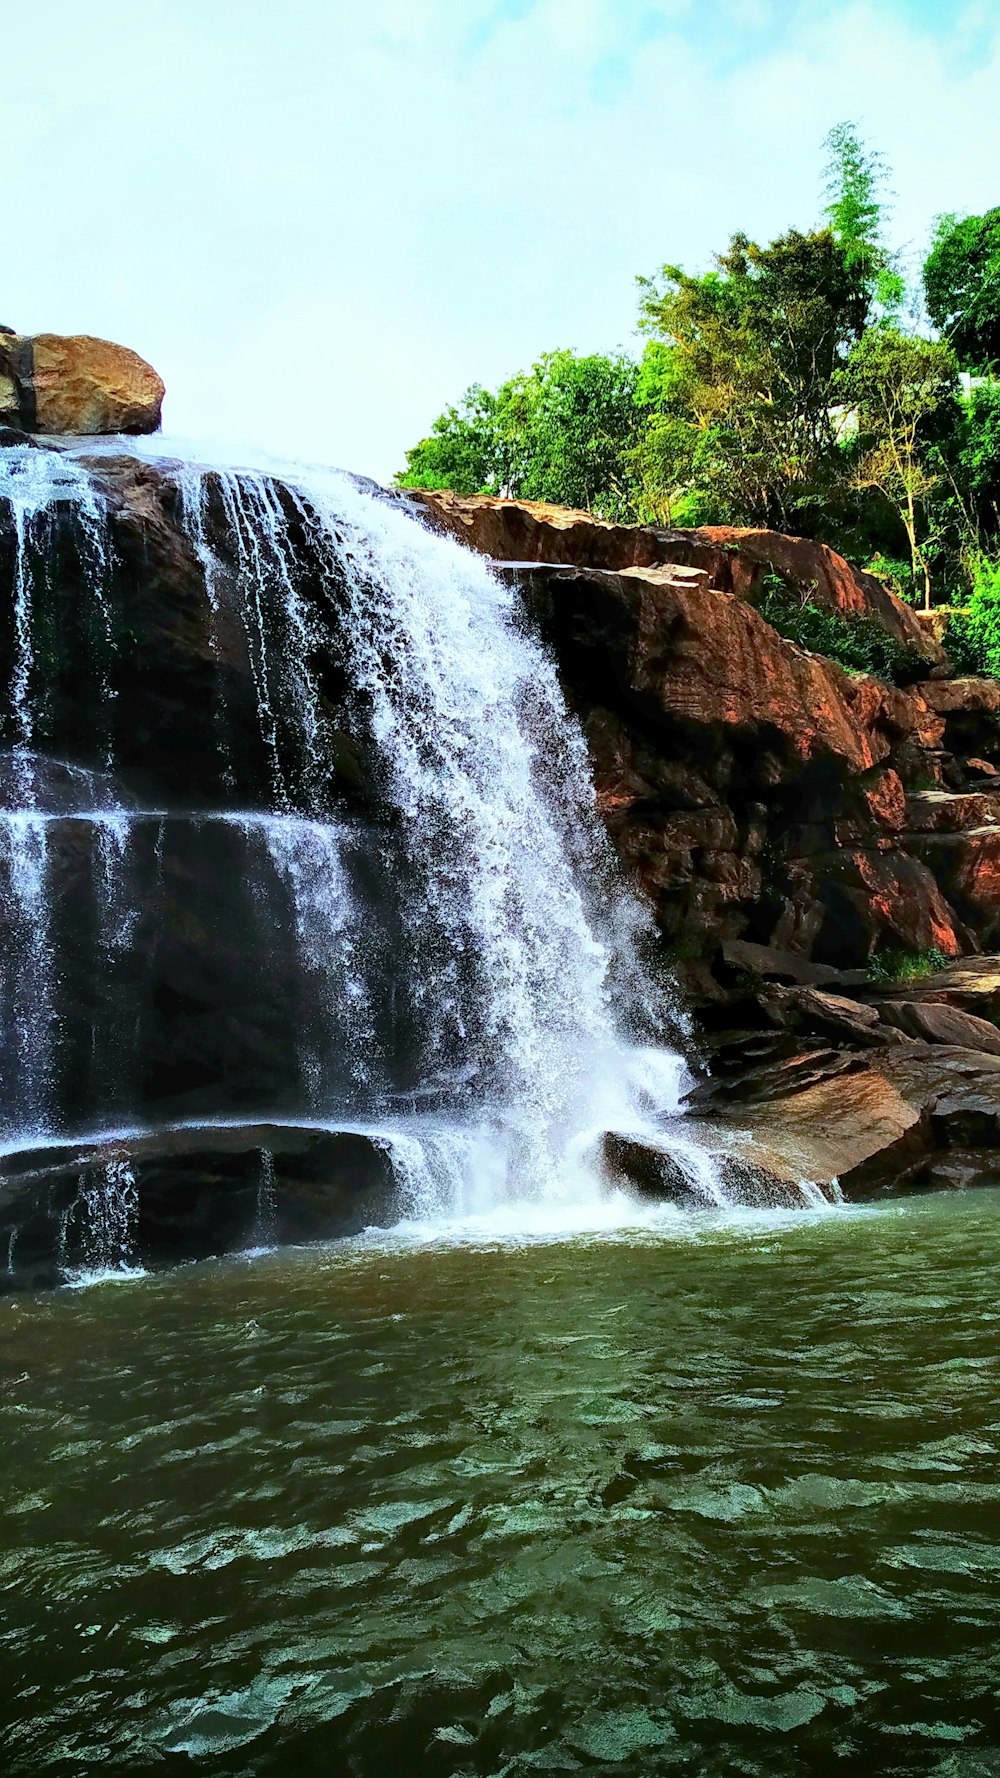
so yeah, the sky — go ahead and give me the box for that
[5,0,999,481]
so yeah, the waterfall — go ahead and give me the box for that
[2,446,111,777]
[250,1148,277,1250]
[0,431,737,1262]
[154,444,705,1211]
[0,813,55,1134]
[253,814,376,1106]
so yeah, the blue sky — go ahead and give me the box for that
[5,0,998,478]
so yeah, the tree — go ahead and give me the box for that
[637,227,870,529]
[395,384,501,495]
[397,350,644,519]
[823,121,905,312]
[840,329,959,609]
[959,382,1000,538]
[924,209,1000,372]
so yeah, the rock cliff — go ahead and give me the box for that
[408,487,1000,1201]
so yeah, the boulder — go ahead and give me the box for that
[877,1000,1000,1056]
[757,984,890,1048]
[916,678,1000,764]
[0,332,164,434]
[904,789,1000,834]
[718,939,864,987]
[599,1129,804,1208]
[0,1123,398,1292]
[695,1042,1000,1201]
[600,1130,703,1205]
[876,956,1000,1021]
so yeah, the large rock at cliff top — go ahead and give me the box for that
[0,332,163,434]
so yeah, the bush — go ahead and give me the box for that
[867,947,950,985]
[754,575,920,685]
[863,552,918,604]
[944,555,1000,677]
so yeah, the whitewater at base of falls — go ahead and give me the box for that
[0,434,826,1274]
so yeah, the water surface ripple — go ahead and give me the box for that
[3,1194,1000,1775]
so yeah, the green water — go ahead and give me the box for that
[3,1196,1000,1777]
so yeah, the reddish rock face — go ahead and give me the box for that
[402,492,1000,978]
[512,559,964,967]
[408,488,945,669]
[687,526,933,658]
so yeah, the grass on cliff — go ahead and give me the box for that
[867,947,951,986]
[754,575,922,686]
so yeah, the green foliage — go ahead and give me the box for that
[636,227,870,530]
[863,552,918,603]
[397,349,644,519]
[958,381,1000,536]
[867,946,951,985]
[924,208,1000,373]
[943,555,1000,677]
[396,384,500,494]
[754,574,920,685]
[823,121,905,312]
[838,329,960,609]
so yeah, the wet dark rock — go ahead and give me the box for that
[718,940,867,989]
[0,1124,398,1293]
[757,985,891,1049]
[600,1131,701,1205]
[599,1129,803,1209]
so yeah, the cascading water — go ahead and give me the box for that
[0,428,771,1284]
[0,449,114,1136]
[77,1157,140,1276]
[158,442,712,1215]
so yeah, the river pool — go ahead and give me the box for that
[3,1193,1000,1775]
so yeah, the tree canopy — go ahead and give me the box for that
[822,121,904,312]
[397,125,1000,622]
[635,226,870,530]
[924,209,1000,373]
[840,329,959,609]
[397,350,643,520]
